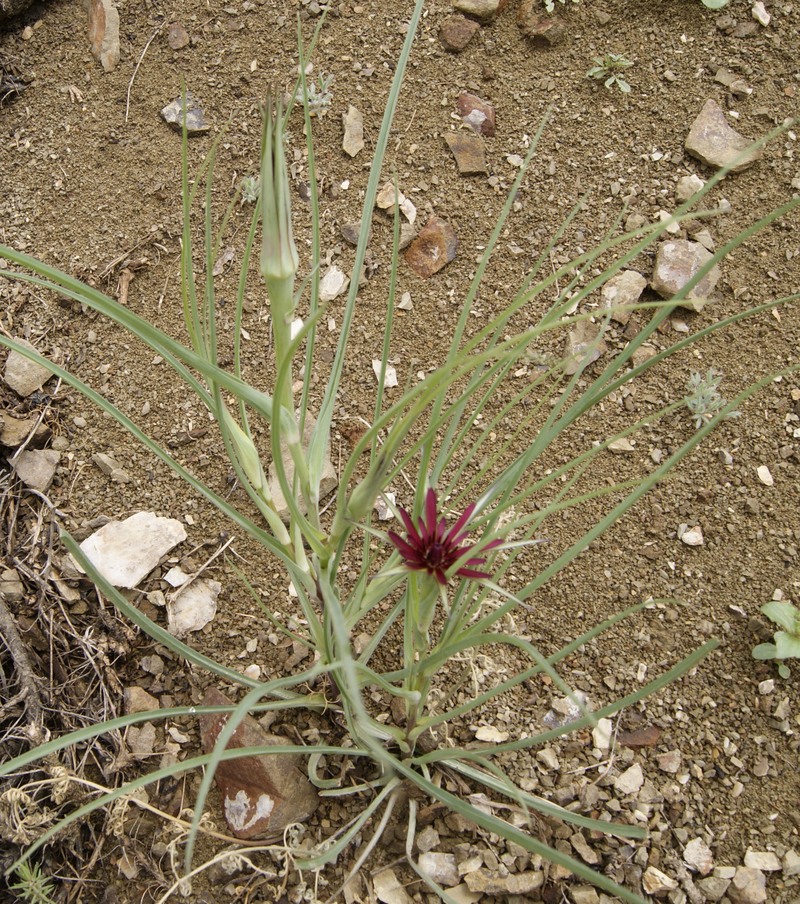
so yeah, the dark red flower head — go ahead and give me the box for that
[387,488,501,586]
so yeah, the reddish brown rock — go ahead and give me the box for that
[617,725,661,748]
[444,132,487,175]
[87,0,120,72]
[439,15,480,52]
[517,0,566,44]
[456,92,496,137]
[404,217,458,278]
[199,688,318,840]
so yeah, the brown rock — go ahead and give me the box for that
[456,92,496,137]
[0,412,43,447]
[517,0,566,43]
[199,688,318,840]
[617,725,661,747]
[404,217,458,278]
[439,15,480,52]
[444,132,487,175]
[167,22,190,49]
[685,99,762,173]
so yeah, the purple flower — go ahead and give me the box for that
[387,488,501,586]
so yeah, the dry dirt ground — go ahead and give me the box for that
[1,0,799,902]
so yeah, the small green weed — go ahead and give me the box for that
[587,53,634,93]
[10,863,56,904]
[684,368,739,429]
[753,600,800,679]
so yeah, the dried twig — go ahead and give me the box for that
[125,24,164,123]
[0,593,44,733]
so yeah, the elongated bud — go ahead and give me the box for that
[221,406,268,495]
[260,93,299,286]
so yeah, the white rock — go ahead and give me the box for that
[167,578,221,636]
[684,837,714,875]
[374,492,396,521]
[475,725,509,743]
[758,679,774,695]
[415,825,440,854]
[608,437,635,454]
[756,465,774,486]
[744,850,781,872]
[418,852,459,887]
[319,266,349,302]
[592,718,613,751]
[614,763,644,795]
[372,359,398,388]
[680,525,704,547]
[751,1,770,26]
[397,291,413,311]
[642,866,678,894]
[657,210,681,234]
[78,512,187,589]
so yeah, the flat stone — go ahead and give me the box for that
[727,866,767,904]
[743,851,781,872]
[456,92,496,137]
[444,132,487,175]
[167,578,220,636]
[198,688,319,840]
[4,339,52,397]
[87,0,120,72]
[570,888,600,904]
[78,512,187,589]
[614,762,644,795]
[463,869,544,895]
[404,217,458,278]
[439,15,480,52]
[342,104,364,157]
[418,852,459,887]
[452,0,508,22]
[685,99,762,173]
[600,270,647,325]
[124,686,160,714]
[13,449,59,492]
[651,239,720,312]
[618,725,661,747]
[684,838,714,875]
[373,869,413,904]
[0,412,42,447]
[680,525,705,547]
[696,876,730,901]
[642,866,678,895]
[161,93,210,135]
